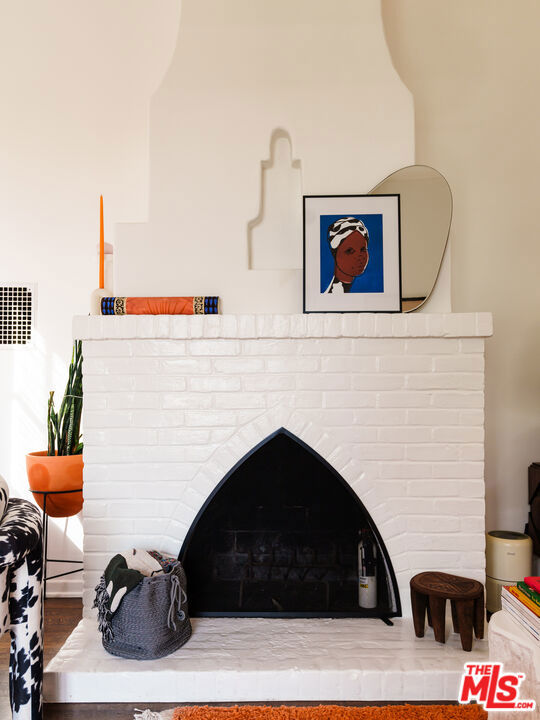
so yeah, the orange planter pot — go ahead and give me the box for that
[26,451,84,517]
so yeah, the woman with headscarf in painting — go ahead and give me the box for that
[324,216,370,294]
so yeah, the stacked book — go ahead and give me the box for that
[501,576,540,641]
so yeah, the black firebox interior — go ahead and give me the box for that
[179,429,401,619]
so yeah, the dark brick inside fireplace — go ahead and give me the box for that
[179,429,401,619]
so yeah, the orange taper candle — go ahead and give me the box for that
[99,195,104,289]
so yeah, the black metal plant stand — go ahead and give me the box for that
[31,488,83,599]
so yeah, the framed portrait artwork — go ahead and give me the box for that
[303,194,402,313]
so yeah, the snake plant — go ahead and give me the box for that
[47,340,83,455]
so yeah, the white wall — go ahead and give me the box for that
[0,0,180,593]
[115,0,414,312]
[382,0,540,535]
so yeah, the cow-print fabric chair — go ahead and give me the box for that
[0,498,43,720]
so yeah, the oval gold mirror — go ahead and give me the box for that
[370,165,452,312]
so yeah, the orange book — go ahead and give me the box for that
[506,584,540,617]
[101,296,219,315]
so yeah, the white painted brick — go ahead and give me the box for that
[433,355,484,372]
[296,374,350,390]
[402,314,429,337]
[407,409,460,425]
[298,409,356,427]
[87,357,162,375]
[214,358,265,374]
[352,445,404,461]
[84,395,107,411]
[266,357,320,373]
[378,426,432,443]
[241,339,296,356]
[406,516,460,533]
[214,392,266,409]
[458,480,485,498]
[189,376,241,392]
[161,393,212,410]
[407,552,462,569]
[352,373,405,390]
[243,375,295,391]
[406,445,459,461]
[135,316,158,339]
[404,338,459,354]
[432,426,484,443]
[459,410,484,426]
[322,356,377,373]
[380,463,433,480]
[432,462,484,479]
[459,445,484,461]
[189,340,240,356]
[476,313,493,336]
[352,338,405,354]
[326,427,378,444]
[354,409,407,426]
[434,498,485,516]
[83,374,135,392]
[82,501,109,518]
[132,375,187,392]
[461,551,486,570]
[290,391,323,409]
[210,427,237,443]
[408,533,484,552]
[83,340,133,357]
[131,410,185,427]
[407,373,483,391]
[185,410,240,427]
[298,338,353,355]
[84,410,133,428]
[130,340,187,356]
[157,429,212,445]
[236,315,257,337]
[379,356,432,373]
[387,498,435,515]
[460,338,485,353]
[85,428,158,446]
[460,516,485,533]
[85,444,216,464]
[84,463,196,483]
[162,358,212,374]
[168,316,189,338]
[374,314,394,336]
[407,480,457,497]
[432,392,484,409]
[79,317,488,619]
[324,391,376,409]
[107,393,160,410]
[377,392,431,408]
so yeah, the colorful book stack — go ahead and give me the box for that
[501,576,540,642]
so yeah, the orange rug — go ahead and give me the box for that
[172,705,487,719]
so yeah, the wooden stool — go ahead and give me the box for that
[410,571,484,652]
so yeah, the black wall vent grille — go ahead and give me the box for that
[0,285,34,345]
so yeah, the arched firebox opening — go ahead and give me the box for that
[179,428,401,620]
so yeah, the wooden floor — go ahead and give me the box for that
[0,599,454,719]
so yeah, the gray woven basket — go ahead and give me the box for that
[101,561,191,660]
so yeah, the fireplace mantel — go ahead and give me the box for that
[73,312,492,341]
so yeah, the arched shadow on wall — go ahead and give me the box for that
[248,128,303,271]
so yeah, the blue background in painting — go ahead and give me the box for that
[319,214,384,294]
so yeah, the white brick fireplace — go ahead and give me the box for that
[45,311,492,703]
